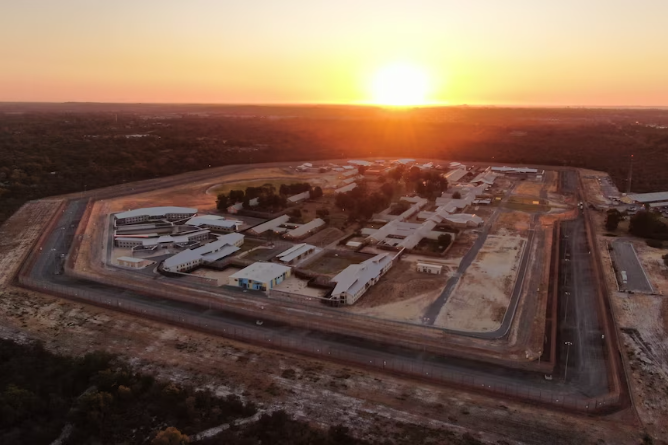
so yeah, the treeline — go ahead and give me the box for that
[335,182,392,221]
[386,165,448,199]
[0,338,487,445]
[3,107,668,225]
[216,183,323,212]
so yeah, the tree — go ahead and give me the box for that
[629,210,668,239]
[605,209,622,231]
[377,174,386,184]
[438,233,452,248]
[316,208,330,218]
[357,165,367,175]
[452,191,462,199]
[407,166,422,182]
[216,194,228,211]
[662,254,668,267]
[311,186,323,199]
[291,208,302,218]
[152,427,189,445]
[380,182,394,198]
[229,189,244,203]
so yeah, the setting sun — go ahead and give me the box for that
[370,64,431,106]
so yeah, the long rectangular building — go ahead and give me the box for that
[115,207,197,225]
[228,262,291,291]
[331,253,393,305]
[285,218,325,239]
[628,191,668,204]
[163,233,244,273]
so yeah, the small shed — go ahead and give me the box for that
[416,262,443,275]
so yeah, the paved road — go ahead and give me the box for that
[557,217,609,396]
[610,240,654,293]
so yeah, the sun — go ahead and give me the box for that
[371,64,430,106]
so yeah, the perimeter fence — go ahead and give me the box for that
[19,274,621,414]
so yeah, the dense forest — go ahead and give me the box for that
[0,338,485,445]
[2,104,668,224]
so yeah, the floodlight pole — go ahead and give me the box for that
[564,341,573,380]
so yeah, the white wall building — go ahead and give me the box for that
[115,207,197,225]
[285,218,325,239]
[287,191,310,204]
[163,233,244,273]
[228,262,291,291]
[276,243,316,265]
[186,215,242,233]
[416,263,443,274]
[115,230,209,249]
[117,257,153,269]
[330,253,394,305]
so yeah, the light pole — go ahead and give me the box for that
[564,341,573,380]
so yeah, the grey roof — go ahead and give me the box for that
[116,207,197,219]
[335,183,357,194]
[250,215,291,233]
[649,201,668,207]
[287,191,310,203]
[163,233,243,270]
[286,219,325,238]
[348,160,372,166]
[230,262,291,283]
[331,254,392,297]
[628,191,668,203]
[491,166,538,173]
[444,169,467,182]
[186,215,241,229]
[117,256,147,263]
[277,243,315,263]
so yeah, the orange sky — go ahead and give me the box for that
[2,1,667,106]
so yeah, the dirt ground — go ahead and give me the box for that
[302,250,371,276]
[513,181,543,197]
[0,199,63,286]
[190,267,241,286]
[273,276,328,298]
[436,235,525,332]
[343,260,449,321]
[446,231,478,259]
[491,211,532,236]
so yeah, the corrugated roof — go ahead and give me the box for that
[250,215,290,233]
[288,191,310,203]
[230,262,291,282]
[628,191,668,203]
[335,183,357,194]
[287,219,325,238]
[116,207,197,219]
[277,243,315,262]
[331,254,392,298]
[649,201,668,207]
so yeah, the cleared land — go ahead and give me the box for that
[341,260,449,323]
[272,276,328,298]
[191,266,242,286]
[301,250,372,276]
[634,243,668,295]
[302,227,345,247]
[436,235,525,332]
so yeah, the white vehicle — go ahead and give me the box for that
[621,271,628,284]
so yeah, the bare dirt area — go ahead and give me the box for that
[272,276,328,298]
[513,181,543,197]
[0,199,62,286]
[344,259,449,315]
[491,211,531,236]
[190,267,241,286]
[0,285,644,444]
[446,231,477,259]
[301,250,372,276]
[611,293,668,441]
[436,235,525,332]
[302,226,345,247]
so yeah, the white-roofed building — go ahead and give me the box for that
[341,169,357,177]
[117,257,153,269]
[348,160,372,166]
[115,207,197,225]
[417,263,443,274]
[248,215,290,235]
[287,191,310,204]
[444,168,468,183]
[229,262,291,291]
[395,159,416,165]
[330,253,394,305]
[276,243,316,265]
[335,183,358,194]
[440,214,483,228]
[470,170,498,186]
[163,233,244,273]
[628,191,668,204]
[285,218,325,239]
[227,202,243,214]
[186,215,242,233]
[649,201,668,208]
[491,166,539,174]
[114,230,209,249]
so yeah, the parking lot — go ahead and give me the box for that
[610,240,654,293]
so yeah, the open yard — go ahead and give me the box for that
[491,211,532,236]
[341,259,449,323]
[301,250,372,276]
[435,235,525,332]
[190,266,242,286]
[272,276,328,298]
